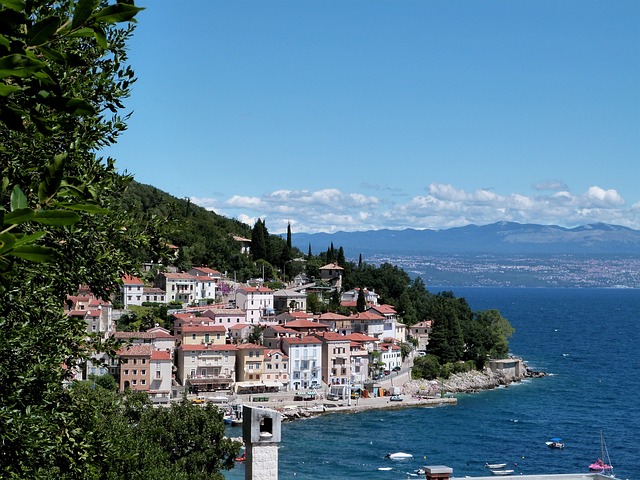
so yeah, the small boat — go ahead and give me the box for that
[385,452,413,459]
[377,467,393,471]
[485,463,507,469]
[546,437,565,449]
[589,431,614,473]
[491,470,515,476]
[235,452,246,462]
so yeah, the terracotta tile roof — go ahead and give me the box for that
[237,285,274,293]
[317,312,351,320]
[350,311,385,321]
[284,319,330,329]
[345,333,379,342]
[282,336,322,346]
[264,348,288,359]
[118,344,153,356]
[191,267,221,275]
[320,263,343,270]
[122,274,144,285]
[370,304,397,314]
[312,332,350,342]
[236,343,265,350]
[151,350,172,360]
[229,323,252,331]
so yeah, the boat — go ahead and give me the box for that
[588,432,614,474]
[385,452,413,459]
[491,470,515,476]
[546,437,565,449]
[377,467,393,471]
[485,463,507,469]
[235,451,246,462]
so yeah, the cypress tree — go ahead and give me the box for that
[356,288,366,312]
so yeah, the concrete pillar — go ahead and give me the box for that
[243,406,282,480]
[424,465,453,480]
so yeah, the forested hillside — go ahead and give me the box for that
[119,181,298,280]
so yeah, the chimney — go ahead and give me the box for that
[424,466,453,480]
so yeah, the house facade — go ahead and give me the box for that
[272,289,307,314]
[281,336,322,391]
[176,343,237,391]
[312,332,351,387]
[235,285,274,323]
[263,348,289,390]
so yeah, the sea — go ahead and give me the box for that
[224,287,639,480]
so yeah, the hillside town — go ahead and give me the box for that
[67,261,434,405]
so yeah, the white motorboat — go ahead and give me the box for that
[491,470,514,476]
[385,452,413,459]
[485,463,507,469]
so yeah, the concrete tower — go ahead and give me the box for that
[242,406,282,480]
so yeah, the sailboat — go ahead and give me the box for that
[588,431,614,474]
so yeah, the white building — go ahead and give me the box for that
[121,274,145,307]
[235,285,274,324]
[281,336,323,391]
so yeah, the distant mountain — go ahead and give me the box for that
[291,222,640,256]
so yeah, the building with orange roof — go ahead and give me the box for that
[121,274,145,307]
[263,348,289,390]
[311,332,351,388]
[262,325,299,349]
[282,318,331,337]
[367,303,402,340]
[272,288,307,314]
[319,262,343,290]
[235,284,275,324]
[201,307,247,327]
[341,287,380,307]
[408,320,432,352]
[176,343,237,392]
[378,342,402,372]
[316,312,352,335]
[235,343,266,384]
[349,310,386,339]
[228,323,253,343]
[281,336,323,391]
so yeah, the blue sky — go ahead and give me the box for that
[106,1,640,234]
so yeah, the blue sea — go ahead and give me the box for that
[224,288,640,480]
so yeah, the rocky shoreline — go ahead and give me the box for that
[267,361,547,422]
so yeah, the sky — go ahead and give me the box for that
[105,1,640,234]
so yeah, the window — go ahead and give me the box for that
[132,370,137,375]
[124,369,129,375]
[132,379,137,385]
[133,358,137,365]
[156,371,161,379]
[141,379,146,385]
[141,370,146,375]
[142,358,146,364]
[192,334,196,340]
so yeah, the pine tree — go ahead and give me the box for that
[337,246,345,266]
[307,243,312,259]
[251,219,266,260]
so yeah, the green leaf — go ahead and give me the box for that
[13,231,47,247]
[72,0,100,29]
[92,26,107,49]
[0,232,16,254]
[64,97,95,116]
[67,27,97,39]
[0,0,25,13]
[37,46,67,65]
[0,83,22,96]
[4,208,34,225]
[27,16,61,46]
[10,245,55,262]
[0,54,48,79]
[38,154,66,202]
[10,186,27,210]
[32,210,81,226]
[0,34,11,49]
[92,4,143,24]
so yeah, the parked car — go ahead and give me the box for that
[389,395,403,402]
[392,366,401,372]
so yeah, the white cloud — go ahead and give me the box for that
[190,184,639,233]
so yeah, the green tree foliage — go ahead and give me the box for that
[412,354,441,380]
[0,1,238,477]
[117,304,170,331]
[67,383,240,480]
[356,287,366,312]
[251,218,268,261]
